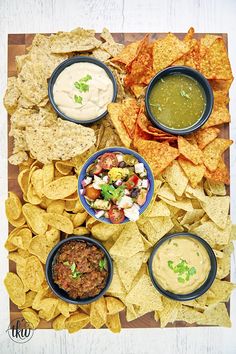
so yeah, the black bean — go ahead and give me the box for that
[118,161,126,168]
[131,188,139,198]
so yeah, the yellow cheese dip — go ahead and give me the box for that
[153,236,210,294]
[53,62,114,120]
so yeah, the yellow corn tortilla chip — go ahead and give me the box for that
[22,203,47,234]
[65,312,90,333]
[137,216,174,245]
[126,274,163,311]
[148,200,170,217]
[204,179,226,196]
[202,138,232,172]
[176,305,205,324]
[18,291,37,310]
[107,102,132,147]
[5,191,22,220]
[109,223,144,258]
[115,252,144,291]
[21,308,40,329]
[178,158,206,188]
[153,33,190,72]
[162,160,188,197]
[106,313,121,333]
[112,40,141,67]
[43,212,74,234]
[200,196,230,229]
[105,297,125,315]
[4,272,26,306]
[43,176,77,200]
[207,279,235,305]
[106,264,126,297]
[24,256,45,291]
[197,303,231,327]
[216,255,230,279]
[52,314,67,330]
[9,227,32,250]
[157,297,181,328]
[50,27,101,53]
[91,223,124,241]
[158,183,176,201]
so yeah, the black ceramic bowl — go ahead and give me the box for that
[45,235,113,304]
[145,66,214,135]
[48,56,118,125]
[148,232,217,301]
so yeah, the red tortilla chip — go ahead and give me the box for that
[202,138,233,172]
[204,158,230,185]
[136,139,179,177]
[199,37,233,80]
[111,40,141,67]
[153,33,190,73]
[203,104,230,128]
[125,35,154,87]
[178,136,203,165]
[195,127,220,149]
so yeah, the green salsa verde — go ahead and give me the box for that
[149,74,206,129]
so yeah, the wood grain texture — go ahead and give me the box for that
[1,1,236,354]
[7,31,230,330]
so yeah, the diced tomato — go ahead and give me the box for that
[136,189,147,206]
[108,206,125,224]
[88,163,103,175]
[125,174,139,190]
[100,153,118,170]
[85,185,101,200]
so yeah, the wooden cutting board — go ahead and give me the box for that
[8,32,230,329]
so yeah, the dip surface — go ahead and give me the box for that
[53,62,114,120]
[152,236,210,294]
[53,240,108,299]
[149,74,206,129]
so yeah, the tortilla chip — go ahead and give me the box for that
[109,223,144,258]
[162,161,188,196]
[153,33,190,72]
[197,303,231,327]
[65,312,90,333]
[207,279,235,305]
[115,252,144,291]
[120,99,139,138]
[4,272,26,306]
[199,37,233,80]
[204,179,226,196]
[203,105,230,128]
[50,27,101,53]
[202,138,232,172]
[106,264,126,297]
[126,274,163,311]
[108,103,132,147]
[195,127,220,149]
[178,136,203,165]
[3,77,20,115]
[204,158,230,185]
[26,118,96,164]
[106,313,121,333]
[136,139,179,177]
[176,305,205,324]
[111,40,141,67]
[148,200,170,217]
[100,28,124,57]
[216,255,230,279]
[125,35,154,86]
[137,216,174,245]
[157,297,181,328]
[178,158,206,188]
[200,196,230,229]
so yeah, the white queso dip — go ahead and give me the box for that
[53,62,114,120]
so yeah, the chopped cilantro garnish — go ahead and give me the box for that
[149,102,162,111]
[180,89,190,99]
[74,74,92,93]
[99,258,107,270]
[70,262,82,279]
[74,94,83,104]
[167,259,196,283]
[101,184,125,201]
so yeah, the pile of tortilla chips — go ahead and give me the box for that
[109,27,233,185]
[4,157,236,330]
[4,27,235,332]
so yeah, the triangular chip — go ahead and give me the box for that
[136,139,179,177]
[111,40,141,67]
[197,303,231,327]
[202,138,232,172]
[109,223,144,258]
[178,157,205,188]
[200,196,230,229]
[195,127,220,149]
[157,297,181,328]
[204,158,230,185]
[116,252,144,291]
[108,102,132,147]
[178,136,203,165]
[203,105,230,128]
[162,160,188,196]
[153,33,190,72]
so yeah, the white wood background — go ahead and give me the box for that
[0,1,236,353]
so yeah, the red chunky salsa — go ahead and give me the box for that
[52,240,108,299]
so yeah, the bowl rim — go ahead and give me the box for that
[148,232,217,301]
[45,235,113,304]
[48,55,118,125]
[145,66,214,135]
[78,146,155,224]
